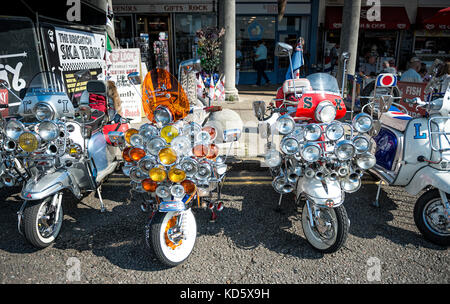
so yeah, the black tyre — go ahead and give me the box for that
[413,189,450,246]
[145,209,197,267]
[301,203,349,253]
[22,195,63,248]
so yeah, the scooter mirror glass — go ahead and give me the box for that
[179,59,201,73]
[275,42,293,57]
[141,68,190,123]
[127,72,141,85]
[341,52,350,61]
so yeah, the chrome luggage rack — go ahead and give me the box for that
[428,116,450,152]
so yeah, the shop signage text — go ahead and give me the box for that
[113,4,214,14]
[397,81,428,117]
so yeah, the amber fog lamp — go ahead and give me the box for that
[168,167,186,183]
[202,126,217,141]
[206,143,219,159]
[160,125,179,143]
[142,178,157,192]
[122,147,133,162]
[158,147,177,165]
[125,128,139,144]
[181,179,196,195]
[129,147,146,161]
[149,166,167,182]
[192,144,209,158]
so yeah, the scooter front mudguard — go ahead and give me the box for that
[20,170,80,201]
[297,176,343,207]
[404,166,450,196]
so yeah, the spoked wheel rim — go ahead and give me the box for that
[36,197,63,243]
[423,198,450,237]
[302,204,338,250]
[159,209,197,264]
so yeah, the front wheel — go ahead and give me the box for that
[413,189,450,246]
[22,194,63,248]
[301,203,349,253]
[146,209,197,267]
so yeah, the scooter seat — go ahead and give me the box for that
[380,106,412,132]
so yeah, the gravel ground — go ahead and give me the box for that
[0,165,448,284]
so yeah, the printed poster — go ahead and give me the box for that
[107,48,142,123]
[41,23,107,105]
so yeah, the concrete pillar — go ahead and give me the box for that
[337,0,361,87]
[223,0,239,101]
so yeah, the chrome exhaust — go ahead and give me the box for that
[328,171,338,181]
[338,165,349,177]
[47,144,58,155]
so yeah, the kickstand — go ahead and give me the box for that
[274,193,283,212]
[372,181,383,208]
[97,186,106,213]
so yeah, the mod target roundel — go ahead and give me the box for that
[376,73,397,87]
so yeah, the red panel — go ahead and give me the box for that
[325,6,410,30]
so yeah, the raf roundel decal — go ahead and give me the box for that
[377,74,397,87]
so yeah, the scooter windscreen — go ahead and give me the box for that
[25,71,67,95]
[141,68,190,124]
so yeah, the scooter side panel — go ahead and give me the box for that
[404,166,450,196]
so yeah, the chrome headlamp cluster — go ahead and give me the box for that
[121,120,227,204]
[266,110,376,196]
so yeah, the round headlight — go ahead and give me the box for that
[325,122,344,141]
[195,130,212,144]
[154,106,173,124]
[149,166,167,182]
[276,116,295,135]
[122,146,133,162]
[130,167,147,182]
[180,158,198,177]
[352,113,373,133]
[34,103,54,121]
[356,152,376,170]
[182,122,202,137]
[171,135,192,155]
[264,149,282,167]
[195,162,212,180]
[125,128,139,144]
[301,143,322,162]
[206,144,219,159]
[280,137,299,155]
[202,126,217,141]
[159,147,177,165]
[334,140,355,161]
[291,126,305,141]
[170,184,185,198]
[315,100,337,123]
[352,135,370,154]
[5,120,25,140]
[304,124,322,141]
[36,121,59,142]
[129,147,146,161]
[129,133,145,148]
[18,132,40,152]
[139,124,159,139]
[155,185,171,199]
[181,180,196,195]
[160,125,179,143]
[142,178,157,192]
[138,155,157,172]
[168,167,186,183]
[193,144,209,158]
[147,137,167,156]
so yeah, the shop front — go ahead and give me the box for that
[112,2,217,76]
[236,1,317,85]
[323,6,411,74]
[414,7,450,68]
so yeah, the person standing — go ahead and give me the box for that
[253,40,270,86]
[400,57,423,83]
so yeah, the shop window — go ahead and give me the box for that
[115,15,134,48]
[236,16,276,72]
[174,14,217,69]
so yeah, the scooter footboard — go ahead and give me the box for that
[297,177,344,207]
[404,166,450,196]
[20,170,80,201]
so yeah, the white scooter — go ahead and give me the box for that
[368,71,450,246]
